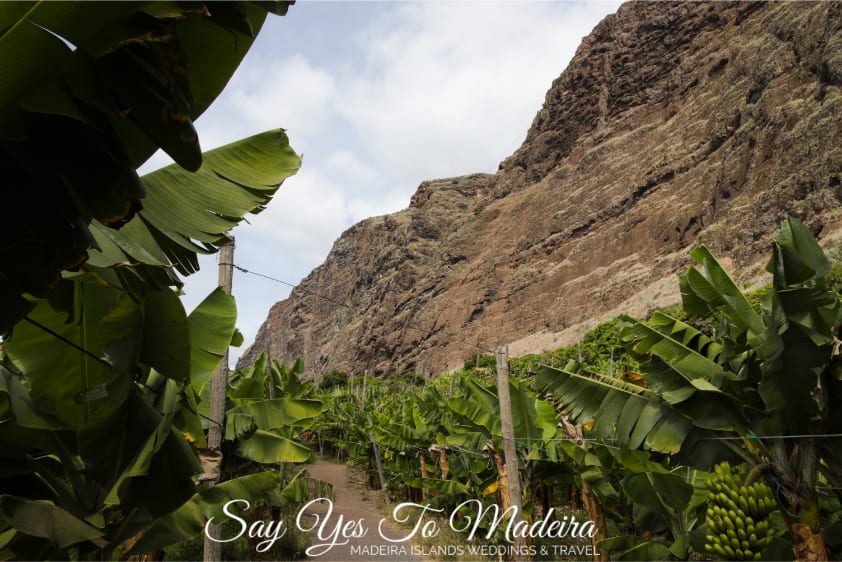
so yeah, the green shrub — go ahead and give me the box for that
[320,369,348,390]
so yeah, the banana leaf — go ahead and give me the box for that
[188,287,237,395]
[224,398,323,440]
[125,470,281,556]
[235,429,312,464]
[0,2,292,333]
[0,496,107,550]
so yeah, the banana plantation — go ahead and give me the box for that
[1,3,841,562]
[302,217,842,562]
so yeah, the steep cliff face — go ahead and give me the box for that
[240,1,842,378]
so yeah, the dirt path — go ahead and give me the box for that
[302,460,423,561]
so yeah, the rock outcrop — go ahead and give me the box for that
[239,1,842,378]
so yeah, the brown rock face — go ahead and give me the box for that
[239,1,842,378]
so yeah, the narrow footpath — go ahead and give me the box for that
[302,460,423,561]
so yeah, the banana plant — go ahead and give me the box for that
[0,122,301,558]
[535,217,842,560]
[312,388,371,464]
[0,282,233,559]
[596,448,710,560]
[445,374,559,534]
[0,1,292,334]
[371,387,474,505]
[123,355,324,556]
[221,353,322,469]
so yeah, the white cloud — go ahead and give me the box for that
[202,53,337,152]
[231,54,334,140]
[346,191,410,223]
[338,1,620,187]
[248,168,349,266]
[325,149,377,186]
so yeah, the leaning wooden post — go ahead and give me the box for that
[203,237,234,562]
[496,345,527,560]
[362,370,387,493]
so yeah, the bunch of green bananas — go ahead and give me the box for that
[704,463,778,561]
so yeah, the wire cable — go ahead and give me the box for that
[22,316,113,370]
[224,261,500,357]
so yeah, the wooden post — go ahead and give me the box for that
[419,452,429,503]
[204,238,234,562]
[367,414,388,493]
[496,345,527,559]
[361,370,387,493]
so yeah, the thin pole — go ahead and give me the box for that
[496,345,527,559]
[367,413,388,494]
[204,238,234,562]
[361,369,387,492]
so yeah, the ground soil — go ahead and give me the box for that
[302,460,423,562]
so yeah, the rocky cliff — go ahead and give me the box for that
[239,1,842,378]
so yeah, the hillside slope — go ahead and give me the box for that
[240,1,842,377]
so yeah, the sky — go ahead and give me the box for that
[141,1,623,367]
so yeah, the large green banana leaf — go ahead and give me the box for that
[3,279,223,429]
[125,471,281,556]
[0,2,292,334]
[679,217,842,434]
[0,367,65,431]
[187,287,237,395]
[235,429,312,464]
[371,411,426,452]
[679,246,778,361]
[4,280,139,429]
[225,398,323,434]
[508,377,558,443]
[151,285,237,446]
[0,376,200,559]
[103,379,194,509]
[618,314,747,431]
[1,3,285,159]
[90,129,301,278]
[533,364,740,467]
[446,375,555,445]
[594,448,709,560]
[0,496,106,550]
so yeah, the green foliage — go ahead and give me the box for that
[826,261,842,296]
[134,355,325,557]
[0,1,293,334]
[575,319,638,372]
[302,219,842,561]
[536,217,842,559]
[320,369,348,390]
[508,353,544,377]
[0,3,303,557]
[163,506,309,561]
[395,371,428,387]
[463,353,497,372]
